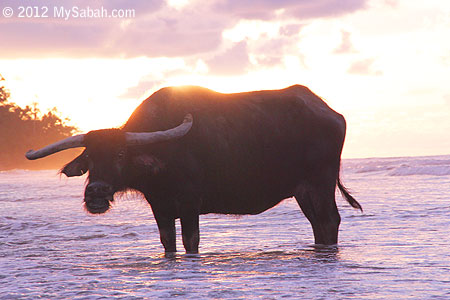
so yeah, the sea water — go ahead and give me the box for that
[1,155,449,299]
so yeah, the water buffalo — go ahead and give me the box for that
[26,85,361,253]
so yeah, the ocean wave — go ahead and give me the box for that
[344,155,450,176]
[388,165,450,176]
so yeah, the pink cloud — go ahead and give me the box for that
[0,0,368,59]
[334,30,357,54]
[348,58,383,76]
[213,0,368,20]
[206,41,250,75]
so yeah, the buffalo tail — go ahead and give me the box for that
[337,178,363,212]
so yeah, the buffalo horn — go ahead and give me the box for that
[25,134,85,160]
[125,114,193,145]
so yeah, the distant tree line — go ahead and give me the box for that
[0,75,82,170]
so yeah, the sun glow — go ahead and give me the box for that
[0,57,186,132]
[1,0,450,158]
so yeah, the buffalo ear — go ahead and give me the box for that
[132,154,164,175]
[60,152,88,177]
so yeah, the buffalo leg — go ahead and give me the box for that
[152,209,177,253]
[180,213,200,254]
[294,180,341,245]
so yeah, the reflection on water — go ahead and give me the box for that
[1,156,450,299]
[72,247,344,299]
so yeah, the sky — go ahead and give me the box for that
[0,0,449,158]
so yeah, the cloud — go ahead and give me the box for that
[108,10,226,57]
[0,22,114,58]
[334,30,357,54]
[220,21,304,69]
[206,41,250,75]
[0,0,369,59]
[250,37,294,68]
[347,58,383,76]
[119,78,163,100]
[213,0,368,20]
[279,24,303,37]
[383,0,399,8]
[287,0,368,19]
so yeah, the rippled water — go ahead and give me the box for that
[1,156,449,299]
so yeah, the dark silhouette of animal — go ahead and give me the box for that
[26,85,361,254]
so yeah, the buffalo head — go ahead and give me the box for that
[25,114,193,214]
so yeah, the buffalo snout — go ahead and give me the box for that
[84,181,114,214]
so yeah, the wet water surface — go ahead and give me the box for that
[1,156,449,299]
